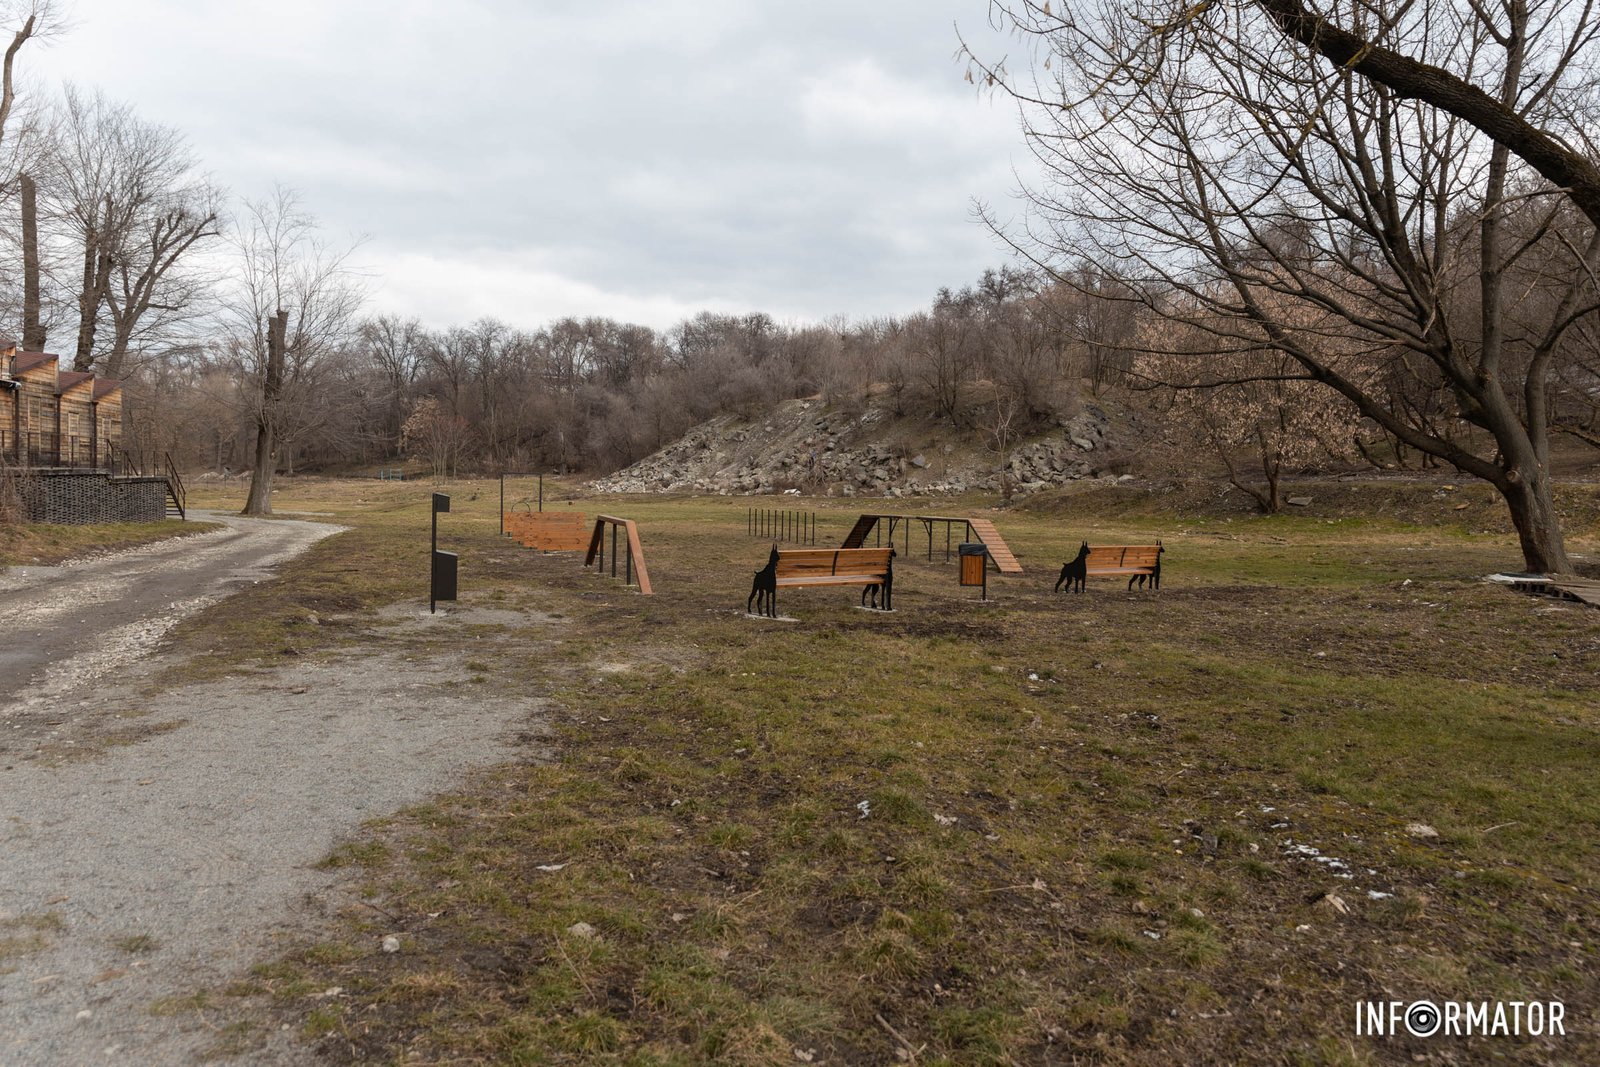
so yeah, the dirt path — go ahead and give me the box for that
[0,511,343,734]
[0,517,552,1065]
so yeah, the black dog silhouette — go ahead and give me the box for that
[860,548,896,610]
[1129,544,1164,591]
[748,544,780,617]
[1055,541,1090,594]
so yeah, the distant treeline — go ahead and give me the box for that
[132,267,1136,478]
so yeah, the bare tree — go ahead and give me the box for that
[1139,315,1361,511]
[101,182,223,378]
[1,4,54,346]
[981,384,1023,506]
[974,0,1600,572]
[43,87,223,374]
[227,187,364,515]
[909,304,976,426]
[19,168,41,346]
[401,396,469,482]
[0,2,51,158]
[360,314,426,455]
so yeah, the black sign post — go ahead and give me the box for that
[430,492,457,613]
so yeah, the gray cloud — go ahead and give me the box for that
[32,0,1024,329]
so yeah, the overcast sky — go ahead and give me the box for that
[27,1,1028,332]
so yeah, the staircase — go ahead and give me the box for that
[162,452,186,519]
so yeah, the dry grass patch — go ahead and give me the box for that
[164,476,1599,1064]
[0,518,220,568]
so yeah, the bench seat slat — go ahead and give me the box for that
[776,574,884,587]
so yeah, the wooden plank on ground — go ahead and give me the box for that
[1548,577,1600,606]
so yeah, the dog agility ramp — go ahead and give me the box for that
[964,518,1022,574]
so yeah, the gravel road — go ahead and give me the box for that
[1,511,342,731]
[0,515,550,1065]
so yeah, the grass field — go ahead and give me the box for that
[166,476,1599,1064]
[0,517,218,568]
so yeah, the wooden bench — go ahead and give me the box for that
[1086,544,1163,590]
[749,547,894,616]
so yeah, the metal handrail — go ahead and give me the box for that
[0,429,123,470]
[162,451,186,518]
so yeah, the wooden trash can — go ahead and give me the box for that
[959,542,988,600]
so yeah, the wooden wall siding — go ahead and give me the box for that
[4,355,125,468]
[25,392,55,435]
[60,390,93,439]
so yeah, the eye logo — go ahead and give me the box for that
[1405,1001,1442,1038]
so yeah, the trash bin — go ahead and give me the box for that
[431,550,458,603]
[959,542,988,599]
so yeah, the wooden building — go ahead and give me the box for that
[0,341,124,469]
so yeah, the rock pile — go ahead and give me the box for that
[588,396,1127,497]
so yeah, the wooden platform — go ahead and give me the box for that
[840,513,1023,575]
[1488,572,1600,607]
[1549,577,1600,606]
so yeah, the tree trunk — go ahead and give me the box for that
[105,319,135,380]
[1498,465,1570,574]
[243,418,275,515]
[20,173,44,352]
[74,244,113,372]
[242,311,289,516]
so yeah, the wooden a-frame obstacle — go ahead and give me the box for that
[841,514,1023,574]
[585,515,653,594]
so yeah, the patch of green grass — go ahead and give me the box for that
[301,1005,344,1039]
[314,840,391,870]
[150,991,212,1017]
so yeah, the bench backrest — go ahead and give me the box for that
[1085,545,1162,570]
[775,548,893,579]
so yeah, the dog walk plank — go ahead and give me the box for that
[841,515,878,549]
[966,519,1022,574]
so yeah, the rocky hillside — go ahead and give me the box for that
[589,391,1138,497]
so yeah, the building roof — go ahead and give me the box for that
[92,378,123,400]
[58,370,94,394]
[12,351,59,374]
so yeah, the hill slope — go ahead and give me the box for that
[589,391,1136,496]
